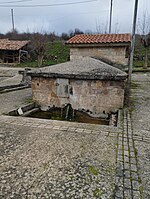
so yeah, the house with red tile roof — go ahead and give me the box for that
[0,39,30,64]
[66,33,131,66]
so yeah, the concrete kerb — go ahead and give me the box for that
[8,103,37,116]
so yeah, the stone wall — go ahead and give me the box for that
[31,77,126,115]
[70,46,128,65]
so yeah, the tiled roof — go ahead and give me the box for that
[66,34,131,44]
[0,39,30,50]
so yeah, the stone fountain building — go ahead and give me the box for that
[28,57,127,116]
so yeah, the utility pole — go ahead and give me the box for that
[128,0,139,83]
[11,9,15,32]
[109,0,113,34]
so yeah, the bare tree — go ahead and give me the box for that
[68,28,84,38]
[61,32,69,41]
[138,11,150,68]
[5,29,19,40]
[114,22,120,34]
[85,29,93,34]
[31,32,49,67]
[96,19,108,34]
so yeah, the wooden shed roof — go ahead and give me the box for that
[0,39,30,51]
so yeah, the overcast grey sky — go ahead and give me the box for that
[0,0,149,34]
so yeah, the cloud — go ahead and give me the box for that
[0,0,149,34]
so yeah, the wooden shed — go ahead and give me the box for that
[0,39,30,64]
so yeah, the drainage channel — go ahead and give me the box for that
[7,103,118,126]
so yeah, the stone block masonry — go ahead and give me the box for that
[28,57,127,116]
[70,46,129,66]
[66,33,131,66]
[31,77,125,115]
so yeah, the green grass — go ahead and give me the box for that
[133,60,150,68]
[16,41,70,68]
[16,61,38,68]
[134,43,150,68]
[89,166,99,176]
[47,41,70,63]
[24,97,33,104]
[93,188,103,198]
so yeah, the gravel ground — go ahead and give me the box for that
[0,66,117,198]
[0,66,32,115]
[0,67,25,87]
[0,116,117,199]
[0,74,23,87]
[0,88,32,115]
[0,77,8,82]
[0,66,23,77]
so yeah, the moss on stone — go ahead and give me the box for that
[93,188,103,198]
[89,166,99,176]
[139,185,143,198]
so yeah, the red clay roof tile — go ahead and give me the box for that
[66,33,131,44]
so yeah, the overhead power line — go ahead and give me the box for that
[0,0,98,7]
[0,0,32,4]
[0,9,109,18]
